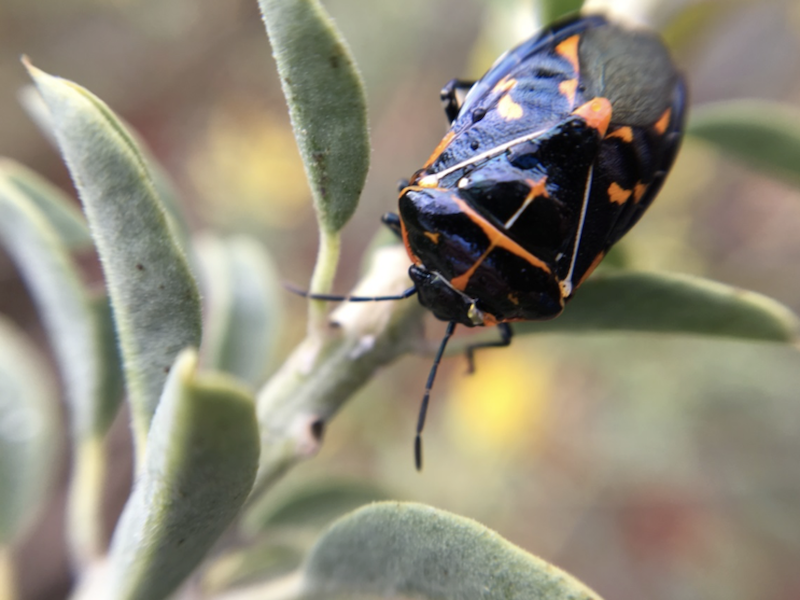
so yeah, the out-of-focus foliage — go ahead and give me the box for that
[689,100,800,188]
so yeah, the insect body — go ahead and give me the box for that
[396,13,686,330]
[296,14,686,469]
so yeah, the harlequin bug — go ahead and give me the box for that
[293,13,686,469]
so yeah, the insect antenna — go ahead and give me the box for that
[415,320,457,471]
[284,282,417,303]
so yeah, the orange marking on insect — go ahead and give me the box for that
[424,231,440,244]
[482,313,502,326]
[607,126,633,142]
[400,220,422,266]
[422,129,455,170]
[492,76,517,94]
[573,97,612,137]
[559,78,578,107]
[418,176,439,188]
[449,196,552,291]
[497,94,524,120]
[506,177,550,228]
[607,182,632,205]
[576,252,605,289]
[555,35,580,74]
[654,108,671,135]
[527,176,549,199]
[507,293,520,305]
[634,182,648,202]
[451,247,491,290]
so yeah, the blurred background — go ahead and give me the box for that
[2,0,800,599]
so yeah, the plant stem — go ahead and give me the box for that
[213,571,302,600]
[307,229,341,336]
[0,546,17,600]
[67,434,107,569]
[251,246,424,499]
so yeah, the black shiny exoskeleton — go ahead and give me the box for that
[396,13,686,330]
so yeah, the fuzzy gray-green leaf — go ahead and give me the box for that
[0,175,121,439]
[258,0,369,233]
[688,100,800,187]
[517,271,799,341]
[195,234,282,388]
[26,62,202,452]
[540,0,583,23]
[106,349,259,600]
[0,317,58,544]
[242,479,391,535]
[19,84,193,257]
[302,502,602,600]
[0,158,92,251]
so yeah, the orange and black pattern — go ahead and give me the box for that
[395,14,686,327]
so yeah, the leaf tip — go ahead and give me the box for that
[20,55,43,79]
[21,58,58,96]
[173,347,200,382]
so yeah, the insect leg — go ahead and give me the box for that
[441,78,477,124]
[415,320,457,471]
[464,323,513,374]
[381,212,402,238]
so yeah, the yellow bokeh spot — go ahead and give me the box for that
[187,101,310,230]
[445,343,552,460]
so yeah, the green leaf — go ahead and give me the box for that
[203,542,303,594]
[0,175,121,440]
[301,502,603,600]
[242,479,391,535]
[195,234,283,388]
[18,84,193,258]
[539,0,583,24]
[0,158,92,251]
[0,168,124,565]
[258,0,370,234]
[25,61,203,456]
[105,349,259,600]
[688,100,800,187]
[0,317,58,545]
[517,271,799,341]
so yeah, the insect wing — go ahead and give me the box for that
[459,14,607,118]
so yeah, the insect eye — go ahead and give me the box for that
[534,67,560,78]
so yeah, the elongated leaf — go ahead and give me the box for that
[195,234,282,388]
[0,176,121,439]
[242,479,391,535]
[18,84,193,256]
[688,100,800,187]
[203,543,303,594]
[0,158,92,251]
[540,0,583,23]
[301,502,602,599]
[106,349,259,600]
[258,0,369,233]
[516,271,799,341]
[26,62,203,454]
[0,317,58,545]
